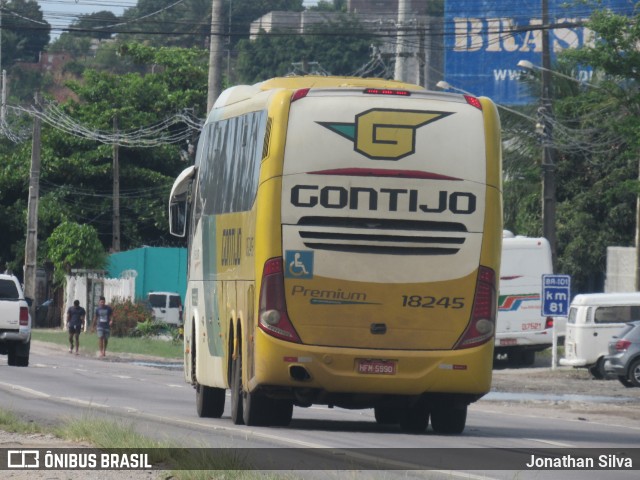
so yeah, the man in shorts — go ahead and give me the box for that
[95,296,113,357]
[66,300,86,355]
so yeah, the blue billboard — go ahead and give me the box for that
[444,0,636,105]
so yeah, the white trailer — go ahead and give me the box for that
[495,232,555,366]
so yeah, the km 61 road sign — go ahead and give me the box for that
[542,274,571,317]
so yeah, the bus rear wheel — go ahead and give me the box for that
[398,401,429,433]
[430,402,467,434]
[374,406,400,425]
[230,350,244,425]
[195,383,225,418]
[270,399,294,426]
[242,389,272,426]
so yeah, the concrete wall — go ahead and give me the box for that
[108,247,187,301]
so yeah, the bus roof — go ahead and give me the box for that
[255,75,427,92]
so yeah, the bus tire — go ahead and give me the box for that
[195,383,225,418]
[230,350,244,425]
[430,403,467,434]
[271,399,294,426]
[399,401,429,433]
[243,389,271,426]
[374,406,400,425]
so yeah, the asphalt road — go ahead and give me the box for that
[0,342,638,479]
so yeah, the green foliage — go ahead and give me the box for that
[505,7,640,293]
[48,34,94,57]
[31,329,182,358]
[69,11,119,39]
[1,0,51,65]
[0,44,207,284]
[6,68,52,104]
[131,319,167,338]
[236,15,381,83]
[109,297,154,337]
[46,222,107,284]
[309,0,346,12]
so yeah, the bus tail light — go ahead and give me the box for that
[464,95,483,110]
[19,306,29,326]
[455,266,496,349]
[258,257,302,343]
[291,88,310,102]
[545,317,554,329]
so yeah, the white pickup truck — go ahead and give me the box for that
[0,273,32,367]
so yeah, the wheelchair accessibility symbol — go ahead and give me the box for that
[285,251,314,279]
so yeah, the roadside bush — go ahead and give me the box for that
[130,319,169,338]
[110,297,153,337]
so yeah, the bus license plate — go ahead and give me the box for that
[500,338,518,346]
[357,359,396,375]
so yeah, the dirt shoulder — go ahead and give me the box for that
[485,361,640,427]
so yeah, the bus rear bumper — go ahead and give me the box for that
[250,331,493,402]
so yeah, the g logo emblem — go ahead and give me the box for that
[319,109,452,160]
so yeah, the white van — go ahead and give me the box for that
[495,233,555,365]
[560,292,640,378]
[147,292,183,326]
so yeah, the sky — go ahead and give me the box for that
[38,0,138,38]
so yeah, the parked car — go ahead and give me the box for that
[604,320,640,388]
[560,292,640,379]
[147,292,183,326]
[0,273,32,367]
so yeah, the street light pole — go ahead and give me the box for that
[540,0,557,269]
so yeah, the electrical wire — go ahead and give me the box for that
[6,101,203,147]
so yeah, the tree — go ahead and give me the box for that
[68,11,119,40]
[505,9,640,293]
[552,10,640,292]
[236,14,381,83]
[118,0,212,48]
[1,0,50,64]
[309,0,346,12]
[0,45,208,280]
[46,222,107,284]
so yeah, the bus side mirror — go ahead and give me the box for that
[169,196,188,237]
[169,165,196,238]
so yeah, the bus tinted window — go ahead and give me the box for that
[197,111,267,215]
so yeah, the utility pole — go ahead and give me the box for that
[207,0,223,113]
[1,0,5,124]
[24,92,42,308]
[540,0,557,268]
[112,116,120,252]
[394,0,409,82]
[636,163,640,290]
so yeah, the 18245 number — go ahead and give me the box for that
[401,295,465,309]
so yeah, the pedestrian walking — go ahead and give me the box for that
[95,296,113,357]
[66,300,86,355]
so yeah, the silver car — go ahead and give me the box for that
[604,320,640,387]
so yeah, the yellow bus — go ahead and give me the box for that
[169,76,502,434]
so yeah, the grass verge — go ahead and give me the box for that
[1,408,281,479]
[31,329,182,359]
